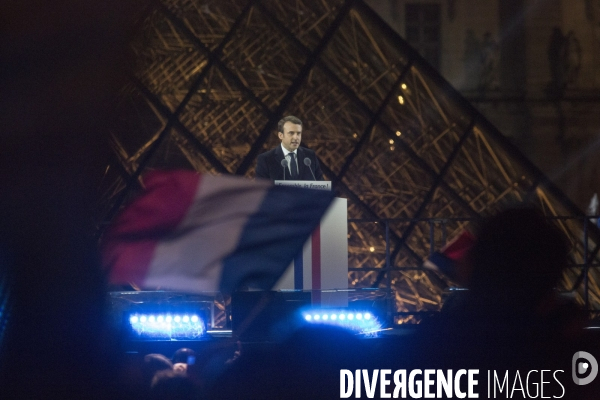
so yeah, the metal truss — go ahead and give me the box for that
[98,0,600,321]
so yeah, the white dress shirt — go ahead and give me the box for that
[281,144,298,176]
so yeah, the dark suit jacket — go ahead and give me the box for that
[255,145,324,181]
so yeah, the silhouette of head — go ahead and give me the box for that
[469,207,569,309]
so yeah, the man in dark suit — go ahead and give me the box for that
[255,115,324,181]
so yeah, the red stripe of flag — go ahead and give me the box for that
[311,225,321,304]
[102,171,202,286]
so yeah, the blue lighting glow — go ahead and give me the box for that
[300,309,382,336]
[128,313,205,340]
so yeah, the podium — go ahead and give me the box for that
[273,181,348,305]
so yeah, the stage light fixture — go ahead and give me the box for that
[127,313,205,340]
[300,308,382,336]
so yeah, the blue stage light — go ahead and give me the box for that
[298,308,381,336]
[128,313,205,340]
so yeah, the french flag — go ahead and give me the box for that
[101,170,334,293]
[423,230,475,285]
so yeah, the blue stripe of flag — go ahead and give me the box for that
[220,185,333,293]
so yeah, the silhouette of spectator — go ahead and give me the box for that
[150,369,198,400]
[142,353,174,388]
[172,347,196,365]
[206,325,365,400]
[432,207,582,335]
[415,207,596,398]
[0,0,147,397]
[468,207,568,318]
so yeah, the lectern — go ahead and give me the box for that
[273,181,348,305]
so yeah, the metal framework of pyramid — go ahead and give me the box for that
[98,0,600,322]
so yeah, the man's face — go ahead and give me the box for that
[278,121,302,152]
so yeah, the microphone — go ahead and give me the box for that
[281,158,288,180]
[304,157,317,181]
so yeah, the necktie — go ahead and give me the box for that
[289,153,299,179]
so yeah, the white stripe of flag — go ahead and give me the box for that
[102,170,334,293]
